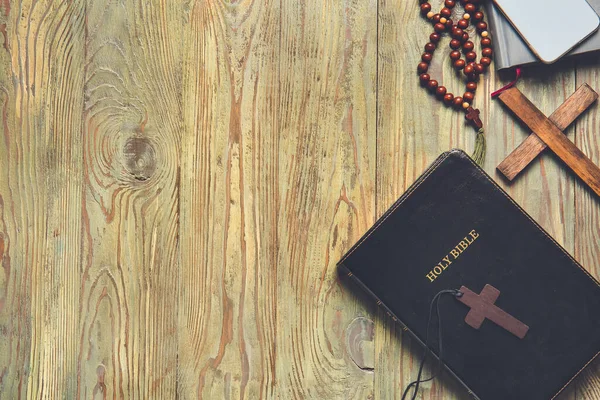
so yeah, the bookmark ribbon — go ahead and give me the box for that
[491,67,522,98]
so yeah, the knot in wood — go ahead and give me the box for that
[346,317,375,371]
[122,137,157,182]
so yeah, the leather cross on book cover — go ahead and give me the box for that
[338,149,600,400]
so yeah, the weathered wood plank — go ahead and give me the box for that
[180,0,378,398]
[275,0,377,398]
[376,1,578,398]
[0,1,86,397]
[178,1,281,398]
[79,0,184,397]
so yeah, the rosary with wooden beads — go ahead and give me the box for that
[417,0,493,165]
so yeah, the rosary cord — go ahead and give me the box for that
[401,289,463,400]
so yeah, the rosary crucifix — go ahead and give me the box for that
[465,106,483,129]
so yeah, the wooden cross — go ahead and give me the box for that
[496,86,600,197]
[497,84,598,181]
[465,107,483,129]
[456,284,529,339]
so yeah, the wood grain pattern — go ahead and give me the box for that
[0,0,86,397]
[275,1,377,398]
[0,1,598,399]
[498,87,600,197]
[178,1,281,398]
[179,0,377,399]
[80,0,183,397]
[497,84,598,181]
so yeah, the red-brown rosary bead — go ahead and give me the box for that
[427,80,439,91]
[482,47,493,57]
[445,19,453,28]
[436,86,447,98]
[419,73,431,85]
[466,82,477,91]
[425,42,436,52]
[461,32,469,42]
[458,19,469,29]
[480,57,492,66]
[441,7,452,17]
[464,64,474,76]
[453,96,464,109]
[463,41,474,51]
[452,28,464,39]
[463,91,474,102]
[432,13,441,23]
[445,0,455,7]
[481,37,492,47]
[454,59,466,70]
[434,23,446,32]
[422,53,433,62]
[476,22,488,32]
[418,62,429,73]
[464,3,476,13]
[420,3,432,15]
[450,39,461,49]
[466,51,477,61]
[450,50,461,60]
[444,93,455,104]
[473,11,483,21]
[430,33,441,43]
[474,63,485,74]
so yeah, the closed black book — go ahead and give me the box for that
[338,150,600,400]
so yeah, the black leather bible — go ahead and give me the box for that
[338,150,600,400]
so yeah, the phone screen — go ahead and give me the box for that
[493,0,599,63]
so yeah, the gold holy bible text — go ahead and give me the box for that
[426,229,480,282]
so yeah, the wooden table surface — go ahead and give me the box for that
[1,1,599,399]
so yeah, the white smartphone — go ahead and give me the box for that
[493,0,600,63]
